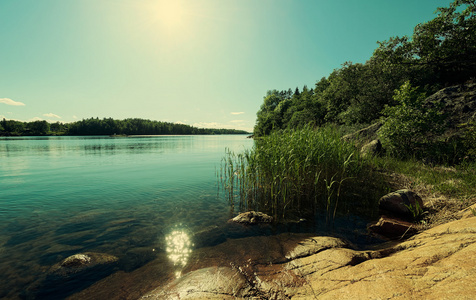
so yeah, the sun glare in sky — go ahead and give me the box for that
[0,0,452,131]
[150,0,190,33]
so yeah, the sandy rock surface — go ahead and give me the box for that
[142,216,476,299]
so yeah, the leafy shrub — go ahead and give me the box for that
[378,81,445,159]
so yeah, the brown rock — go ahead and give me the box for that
[368,216,417,239]
[379,189,424,219]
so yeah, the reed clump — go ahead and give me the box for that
[221,126,381,222]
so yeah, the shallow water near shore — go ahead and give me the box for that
[0,135,380,299]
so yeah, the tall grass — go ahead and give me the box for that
[221,126,382,222]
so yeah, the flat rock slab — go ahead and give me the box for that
[142,267,251,299]
[289,216,476,299]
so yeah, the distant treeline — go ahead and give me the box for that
[0,117,249,136]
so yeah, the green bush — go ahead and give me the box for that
[378,81,445,159]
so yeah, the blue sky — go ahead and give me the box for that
[0,0,451,132]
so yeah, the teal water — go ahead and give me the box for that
[0,135,256,299]
[0,135,377,299]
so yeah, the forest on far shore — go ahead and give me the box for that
[0,117,249,136]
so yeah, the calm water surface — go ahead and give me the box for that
[0,135,375,299]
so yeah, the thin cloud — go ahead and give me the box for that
[193,122,222,129]
[43,113,61,119]
[29,117,44,121]
[231,112,244,115]
[0,98,26,106]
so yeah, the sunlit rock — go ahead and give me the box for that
[285,236,351,260]
[457,203,476,219]
[229,211,273,224]
[60,254,91,267]
[141,267,252,299]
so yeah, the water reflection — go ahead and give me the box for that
[165,227,193,278]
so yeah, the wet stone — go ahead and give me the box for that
[229,211,273,225]
[50,252,119,276]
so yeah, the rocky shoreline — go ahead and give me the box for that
[64,201,476,300]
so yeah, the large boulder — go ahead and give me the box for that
[424,82,476,140]
[360,139,382,158]
[342,121,383,145]
[229,211,273,224]
[379,189,424,219]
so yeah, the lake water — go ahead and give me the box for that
[0,135,377,299]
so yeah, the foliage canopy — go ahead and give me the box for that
[254,0,476,141]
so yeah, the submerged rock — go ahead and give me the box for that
[229,211,273,225]
[50,252,119,276]
[30,252,121,299]
[60,254,91,267]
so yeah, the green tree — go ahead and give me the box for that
[372,0,476,89]
[411,0,476,85]
[28,120,50,135]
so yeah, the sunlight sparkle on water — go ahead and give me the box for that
[165,228,192,277]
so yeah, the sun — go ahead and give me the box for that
[152,0,188,31]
